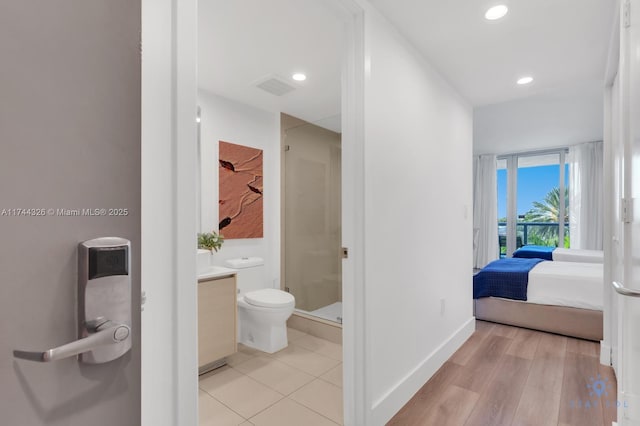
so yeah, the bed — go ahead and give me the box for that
[473,258,603,341]
[512,245,603,263]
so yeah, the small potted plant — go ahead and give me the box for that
[197,230,224,271]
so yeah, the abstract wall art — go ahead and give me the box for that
[218,141,263,239]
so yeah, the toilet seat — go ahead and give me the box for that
[244,288,294,309]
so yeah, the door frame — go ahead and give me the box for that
[141,0,198,425]
[602,0,620,368]
[334,1,366,424]
[141,0,366,425]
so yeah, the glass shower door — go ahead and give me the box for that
[283,115,342,323]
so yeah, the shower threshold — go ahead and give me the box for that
[297,301,342,324]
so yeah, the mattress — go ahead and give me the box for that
[552,248,603,263]
[524,261,603,310]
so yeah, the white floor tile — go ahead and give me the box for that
[250,398,339,426]
[287,327,308,342]
[319,364,342,388]
[294,335,343,361]
[271,344,340,377]
[290,379,343,425]
[199,367,283,418]
[199,389,245,426]
[234,355,315,395]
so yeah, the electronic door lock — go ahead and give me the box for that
[13,237,132,364]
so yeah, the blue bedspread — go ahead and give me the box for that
[473,258,544,301]
[512,245,555,260]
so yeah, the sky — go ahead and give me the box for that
[497,164,568,219]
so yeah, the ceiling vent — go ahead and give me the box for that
[254,75,297,96]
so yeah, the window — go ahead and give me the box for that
[497,150,569,258]
[497,159,507,257]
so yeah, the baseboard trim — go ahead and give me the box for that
[370,316,476,425]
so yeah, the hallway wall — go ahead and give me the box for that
[359,3,475,424]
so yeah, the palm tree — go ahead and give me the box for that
[523,187,569,244]
[526,187,569,223]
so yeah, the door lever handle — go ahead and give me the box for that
[612,281,640,298]
[13,320,130,362]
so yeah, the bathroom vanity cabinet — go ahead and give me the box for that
[198,273,237,373]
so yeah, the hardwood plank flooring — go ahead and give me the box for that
[414,385,480,426]
[519,332,567,392]
[453,334,512,393]
[511,333,567,426]
[505,327,543,360]
[558,352,606,426]
[490,323,519,339]
[475,320,496,335]
[513,333,567,426]
[387,321,617,426]
[449,332,490,366]
[598,362,618,424]
[388,362,464,426]
[464,355,531,426]
[566,337,600,357]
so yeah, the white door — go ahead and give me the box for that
[0,1,141,425]
[614,0,640,423]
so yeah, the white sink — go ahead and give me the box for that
[198,265,236,280]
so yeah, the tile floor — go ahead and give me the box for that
[199,328,343,426]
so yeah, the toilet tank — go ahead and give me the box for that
[225,257,265,294]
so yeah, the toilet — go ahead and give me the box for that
[225,257,295,353]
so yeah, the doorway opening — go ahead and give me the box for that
[193,0,363,424]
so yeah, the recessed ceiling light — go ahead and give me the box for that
[517,76,533,85]
[292,73,307,81]
[485,5,508,20]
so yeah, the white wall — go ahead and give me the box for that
[199,90,281,288]
[474,83,604,155]
[361,5,475,424]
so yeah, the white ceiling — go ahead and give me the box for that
[368,0,615,154]
[474,82,604,155]
[198,0,344,132]
[200,1,615,150]
[368,0,615,107]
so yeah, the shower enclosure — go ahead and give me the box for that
[282,113,342,324]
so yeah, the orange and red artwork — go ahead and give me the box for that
[218,141,263,239]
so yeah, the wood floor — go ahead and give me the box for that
[388,321,617,426]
